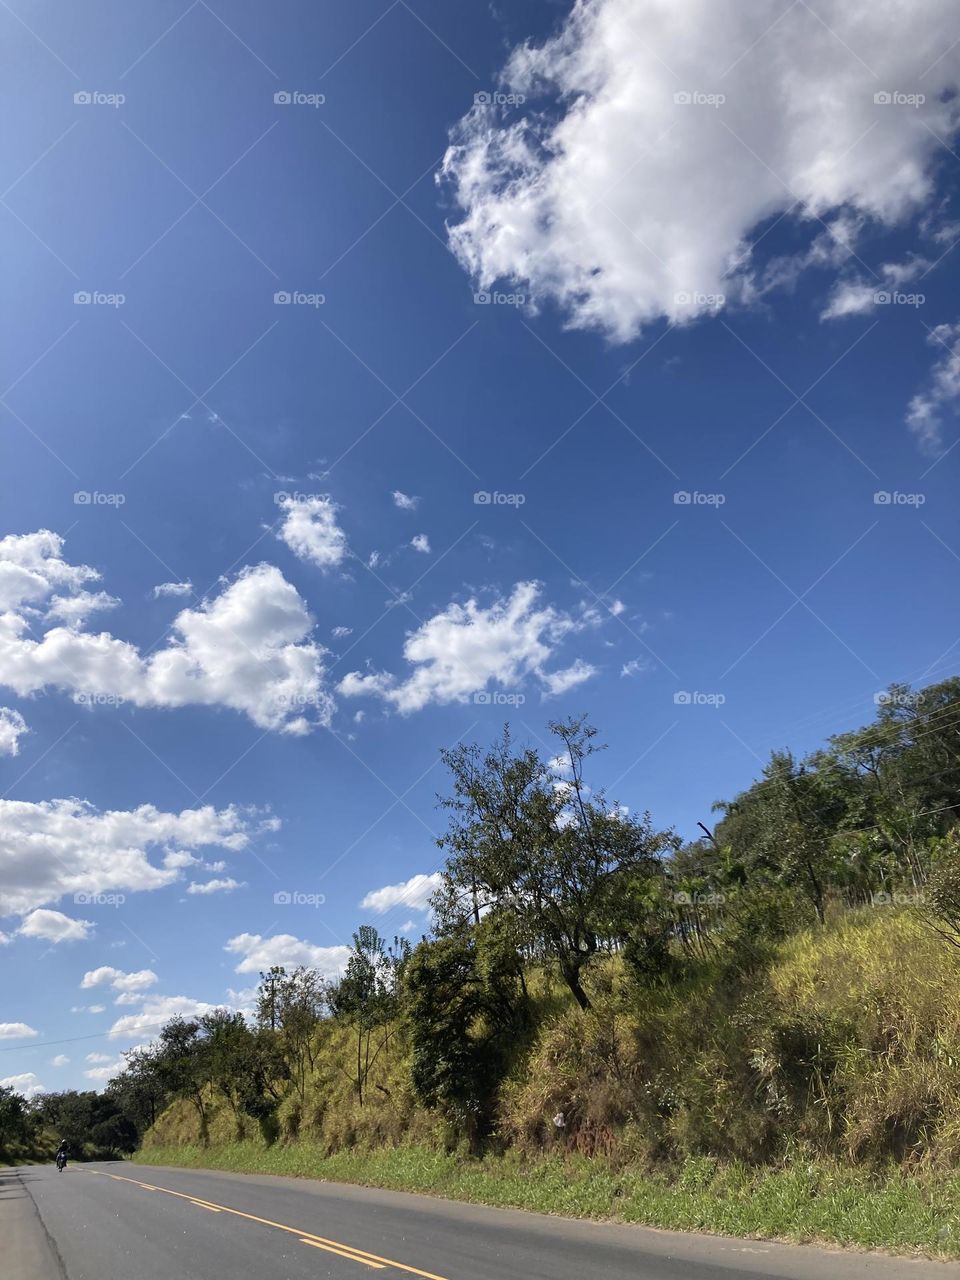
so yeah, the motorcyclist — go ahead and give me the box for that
[55,1140,68,1171]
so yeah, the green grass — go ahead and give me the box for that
[135,1143,960,1258]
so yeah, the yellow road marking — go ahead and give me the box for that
[79,1168,449,1280]
[299,1238,385,1269]
[190,1200,221,1212]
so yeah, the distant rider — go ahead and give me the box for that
[56,1141,68,1171]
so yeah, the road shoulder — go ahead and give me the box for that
[1,1168,66,1280]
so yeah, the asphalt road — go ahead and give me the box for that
[4,1161,955,1280]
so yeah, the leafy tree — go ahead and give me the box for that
[254,966,327,1103]
[436,717,676,1009]
[329,927,408,1104]
[406,916,527,1144]
[0,1085,28,1148]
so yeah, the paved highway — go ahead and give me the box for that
[4,1161,953,1280]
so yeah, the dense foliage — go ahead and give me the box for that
[9,678,960,1168]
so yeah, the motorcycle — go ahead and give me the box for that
[56,1151,67,1172]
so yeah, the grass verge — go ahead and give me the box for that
[134,1144,960,1258]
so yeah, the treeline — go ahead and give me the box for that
[0,1085,137,1162]
[3,670,942,1162]
[32,676,960,1157]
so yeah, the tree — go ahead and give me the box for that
[329,927,408,1104]
[406,917,526,1144]
[436,717,676,1009]
[254,966,327,1103]
[0,1086,28,1148]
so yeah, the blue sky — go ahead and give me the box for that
[2,0,959,1095]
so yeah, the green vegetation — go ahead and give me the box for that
[28,677,960,1249]
[136,1142,960,1256]
[0,1086,135,1164]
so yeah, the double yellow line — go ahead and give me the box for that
[78,1167,449,1277]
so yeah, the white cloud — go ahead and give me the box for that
[360,872,442,915]
[905,322,960,455]
[276,496,347,570]
[0,1022,38,1039]
[339,582,592,713]
[0,1072,45,1098]
[411,534,431,554]
[0,707,27,756]
[50,1054,69,1067]
[440,0,960,341]
[332,626,352,638]
[392,491,419,511]
[18,908,93,943]
[152,581,193,599]
[0,798,259,915]
[225,932,351,979]
[621,657,650,678]
[108,994,227,1040]
[84,1061,122,1081]
[540,658,598,697]
[186,877,244,895]
[0,533,332,733]
[81,967,158,994]
[820,255,930,319]
[85,1052,111,1063]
